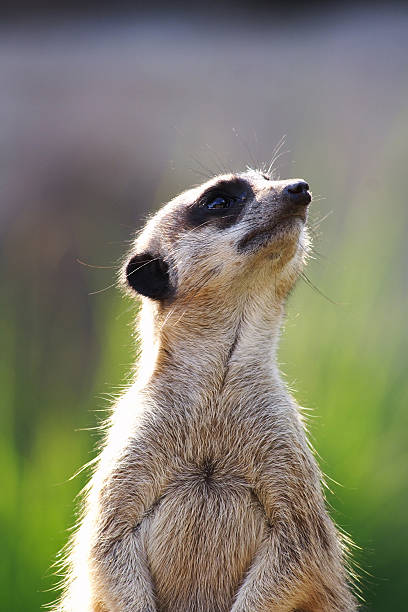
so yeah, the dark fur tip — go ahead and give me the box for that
[125,252,173,301]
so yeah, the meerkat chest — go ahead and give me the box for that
[142,451,267,612]
[135,404,272,605]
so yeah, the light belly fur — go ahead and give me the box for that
[142,469,267,612]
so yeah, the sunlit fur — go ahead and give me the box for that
[55,171,358,611]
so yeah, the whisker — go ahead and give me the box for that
[90,255,166,297]
[232,127,259,171]
[268,148,290,178]
[88,281,118,296]
[300,271,338,305]
[310,211,333,228]
[187,166,212,180]
[202,141,231,175]
[188,153,217,180]
[267,135,287,177]
[77,259,116,269]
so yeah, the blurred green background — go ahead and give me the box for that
[1,5,407,611]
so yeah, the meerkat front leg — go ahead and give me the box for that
[89,523,157,612]
[62,431,176,612]
[230,521,307,612]
[86,447,168,612]
[231,444,357,612]
[231,522,355,612]
[61,517,156,612]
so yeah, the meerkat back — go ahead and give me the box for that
[56,170,357,612]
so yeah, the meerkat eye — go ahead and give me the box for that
[206,196,233,210]
[205,191,247,211]
[188,181,251,227]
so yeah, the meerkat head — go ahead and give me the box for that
[123,170,311,308]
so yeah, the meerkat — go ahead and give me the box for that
[55,169,358,612]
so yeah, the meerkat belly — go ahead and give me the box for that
[143,463,266,612]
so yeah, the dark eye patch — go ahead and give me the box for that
[186,178,253,230]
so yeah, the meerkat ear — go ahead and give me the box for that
[125,252,173,300]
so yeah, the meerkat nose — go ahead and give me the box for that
[284,181,311,206]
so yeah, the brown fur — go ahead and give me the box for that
[55,171,358,611]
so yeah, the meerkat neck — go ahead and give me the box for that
[137,291,286,400]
